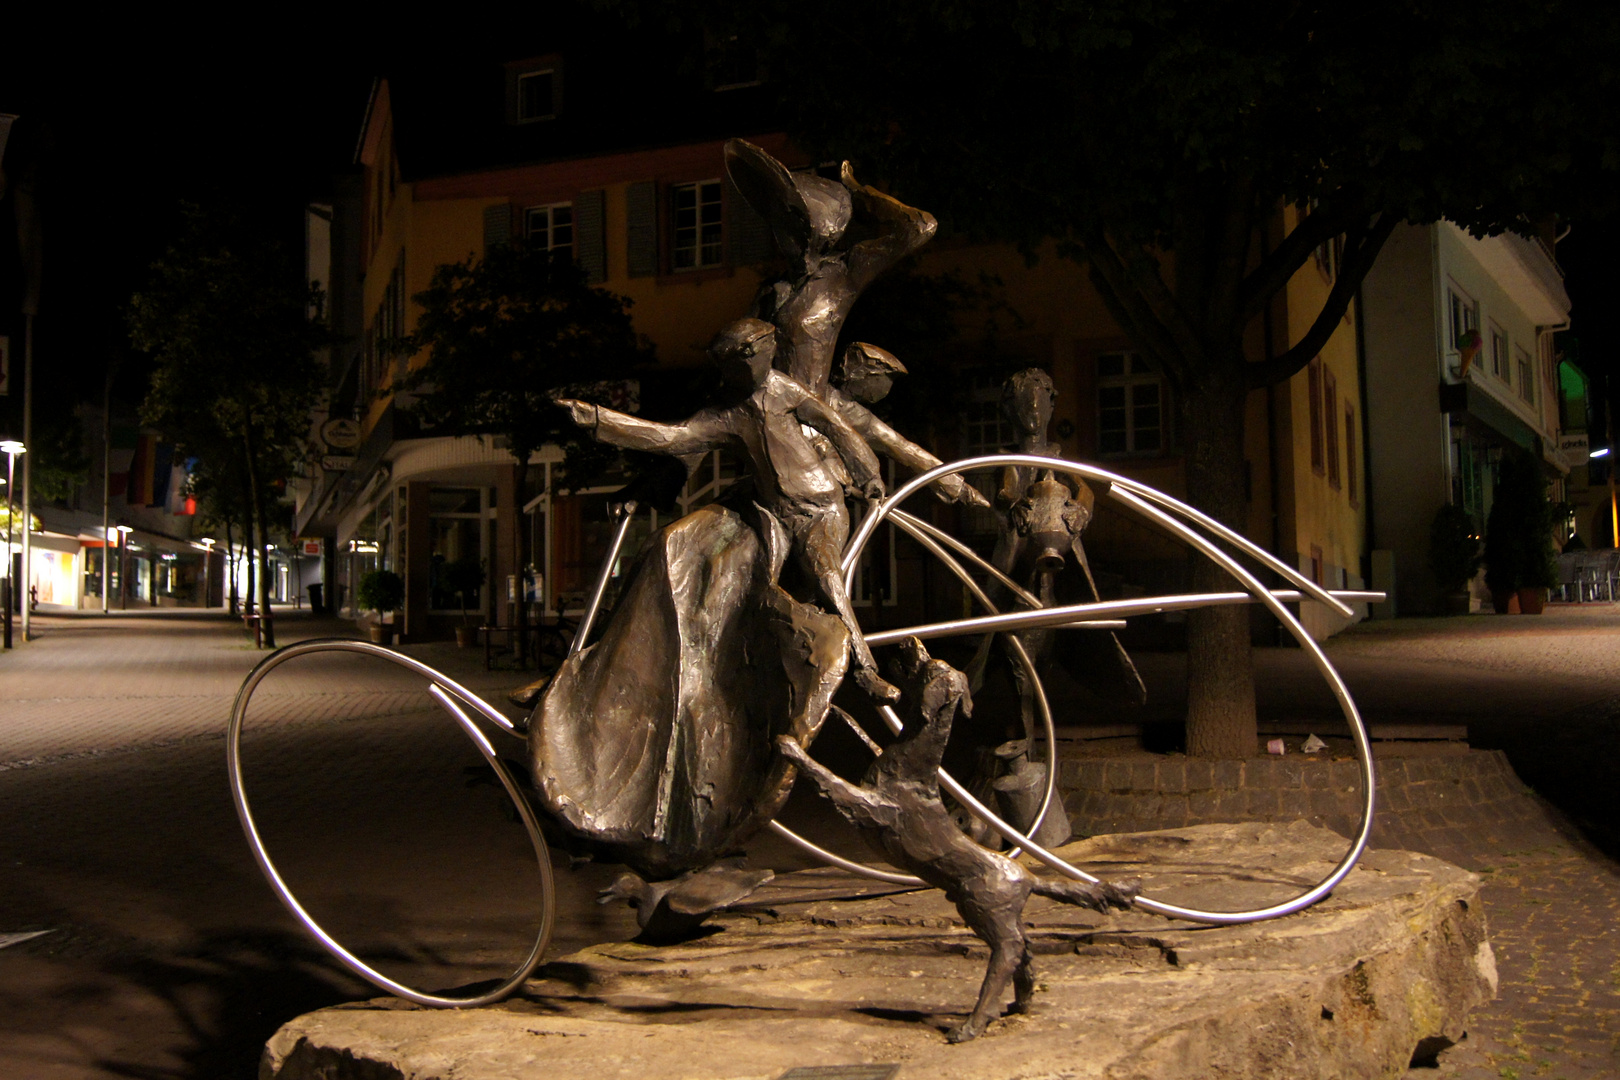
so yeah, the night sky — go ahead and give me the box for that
[2,31,1616,442]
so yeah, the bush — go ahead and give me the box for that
[1428,504,1481,595]
[357,569,405,615]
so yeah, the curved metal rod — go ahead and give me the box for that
[843,456,1353,618]
[229,638,527,737]
[766,820,923,886]
[570,499,640,656]
[887,508,1043,610]
[864,589,1378,647]
[226,642,555,1006]
[883,513,1058,856]
[828,455,1376,926]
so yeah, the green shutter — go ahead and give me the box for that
[626,181,658,278]
[726,175,772,265]
[482,204,511,253]
[576,189,607,284]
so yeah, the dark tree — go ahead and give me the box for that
[396,242,653,645]
[624,0,1620,755]
[129,204,327,646]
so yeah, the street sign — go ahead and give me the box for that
[321,455,357,471]
[321,418,361,451]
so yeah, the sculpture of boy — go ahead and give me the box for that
[557,318,902,702]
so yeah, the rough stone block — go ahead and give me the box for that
[1185,759,1214,792]
[1212,760,1243,789]
[260,823,1495,1080]
[1158,760,1188,794]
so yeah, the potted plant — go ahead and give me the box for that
[1483,451,1560,615]
[444,556,486,647]
[357,569,406,644]
[1427,504,1481,615]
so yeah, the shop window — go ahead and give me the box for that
[428,487,487,613]
[525,203,574,257]
[1096,352,1164,456]
[671,180,724,271]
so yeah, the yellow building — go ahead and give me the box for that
[296,50,1369,646]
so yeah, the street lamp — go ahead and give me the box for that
[199,537,216,611]
[115,525,132,610]
[2,438,26,650]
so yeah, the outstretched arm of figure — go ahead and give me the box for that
[776,735,900,831]
[557,399,731,458]
[794,393,885,497]
[833,395,990,508]
[842,161,938,290]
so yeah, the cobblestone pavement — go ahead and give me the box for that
[3,605,1620,1077]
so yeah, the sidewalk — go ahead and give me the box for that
[1,605,1617,1077]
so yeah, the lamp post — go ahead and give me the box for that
[1591,446,1616,549]
[2,439,26,650]
[199,537,215,611]
[115,525,132,610]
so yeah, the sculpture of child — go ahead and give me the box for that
[556,317,901,703]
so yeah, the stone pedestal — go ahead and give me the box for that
[262,822,1495,1080]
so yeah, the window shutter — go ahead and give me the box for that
[576,189,606,284]
[626,181,658,278]
[726,176,772,266]
[482,204,511,253]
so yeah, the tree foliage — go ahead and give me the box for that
[617,0,1620,755]
[396,243,653,483]
[128,203,327,644]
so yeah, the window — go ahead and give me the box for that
[671,180,724,271]
[1306,199,1343,282]
[1096,352,1164,455]
[1307,357,1325,474]
[1309,544,1324,586]
[516,69,556,122]
[525,203,574,257]
[427,488,488,612]
[1516,346,1535,403]
[1448,287,1478,351]
[1490,325,1509,382]
[1324,368,1340,489]
[1345,406,1359,505]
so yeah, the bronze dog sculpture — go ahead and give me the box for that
[777,638,1140,1042]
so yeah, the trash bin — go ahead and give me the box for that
[308,583,325,615]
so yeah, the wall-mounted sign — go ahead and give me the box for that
[1560,433,1590,457]
[302,540,322,556]
[321,418,361,451]
[322,455,357,472]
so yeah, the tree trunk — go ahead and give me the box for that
[513,457,529,660]
[243,428,276,649]
[224,514,239,616]
[1180,364,1257,759]
[242,485,257,622]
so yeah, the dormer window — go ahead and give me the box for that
[506,59,562,124]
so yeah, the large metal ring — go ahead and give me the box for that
[226,638,555,1007]
[771,455,1377,926]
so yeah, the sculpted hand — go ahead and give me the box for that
[934,474,990,508]
[556,398,598,429]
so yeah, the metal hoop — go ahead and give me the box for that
[771,455,1377,927]
[226,638,555,1007]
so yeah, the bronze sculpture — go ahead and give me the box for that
[778,637,1140,1042]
